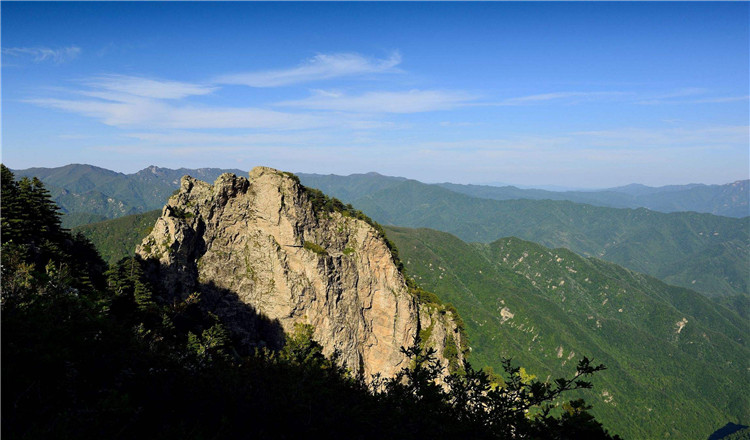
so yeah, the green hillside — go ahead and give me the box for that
[346,180,749,299]
[298,172,749,218]
[438,180,749,218]
[72,210,162,265]
[13,164,243,227]
[385,226,749,440]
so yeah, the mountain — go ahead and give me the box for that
[296,171,407,202]
[17,164,748,298]
[67,169,749,438]
[296,172,749,218]
[134,167,464,378]
[438,180,749,218]
[12,164,244,228]
[384,226,749,440]
[340,180,748,299]
[72,209,162,265]
[6,165,621,439]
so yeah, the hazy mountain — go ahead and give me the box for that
[17,165,750,299]
[385,226,749,440]
[12,164,244,227]
[341,180,749,298]
[297,172,749,218]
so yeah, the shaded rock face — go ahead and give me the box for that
[136,166,462,379]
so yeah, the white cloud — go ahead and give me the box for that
[26,97,336,130]
[215,52,402,87]
[2,46,81,64]
[277,89,475,113]
[691,96,750,104]
[635,88,749,105]
[124,131,332,145]
[495,91,628,106]
[84,75,217,99]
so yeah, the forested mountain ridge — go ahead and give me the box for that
[298,172,749,218]
[342,180,749,299]
[12,164,748,229]
[436,179,749,218]
[384,226,749,440]
[12,164,244,227]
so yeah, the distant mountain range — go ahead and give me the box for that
[300,172,749,218]
[13,164,749,300]
[12,164,244,227]
[299,174,749,299]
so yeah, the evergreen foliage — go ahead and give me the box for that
[72,209,161,264]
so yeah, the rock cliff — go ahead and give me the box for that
[136,166,463,379]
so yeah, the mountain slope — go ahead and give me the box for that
[438,180,749,218]
[346,180,749,298]
[13,164,244,227]
[295,171,749,217]
[72,209,161,265]
[385,226,749,440]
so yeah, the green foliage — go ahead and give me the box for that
[371,334,619,440]
[72,210,161,264]
[281,323,330,369]
[168,204,194,219]
[385,225,750,440]
[303,240,328,256]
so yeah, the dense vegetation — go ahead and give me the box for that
[384,226,749,440]
[72,209,161,264]
[3,165,619,439]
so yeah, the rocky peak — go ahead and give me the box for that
[136,166,463,379]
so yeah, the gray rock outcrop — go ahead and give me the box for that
[136,166,463,379]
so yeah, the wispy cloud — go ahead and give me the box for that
[277,89,475,113]
[691,95,750,104]
[124,131,332,145]
[635,88,748,105]
[3,46,81,64]
[215,52,402,87]
[494,91,629,106]
[83,75,217,100]
[24,73,342,130]
[26,96,334,130]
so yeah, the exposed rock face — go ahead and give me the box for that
[136,166,463,379]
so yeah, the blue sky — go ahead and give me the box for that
[2,2,748,188]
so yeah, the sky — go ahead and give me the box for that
[2,2,748,188]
